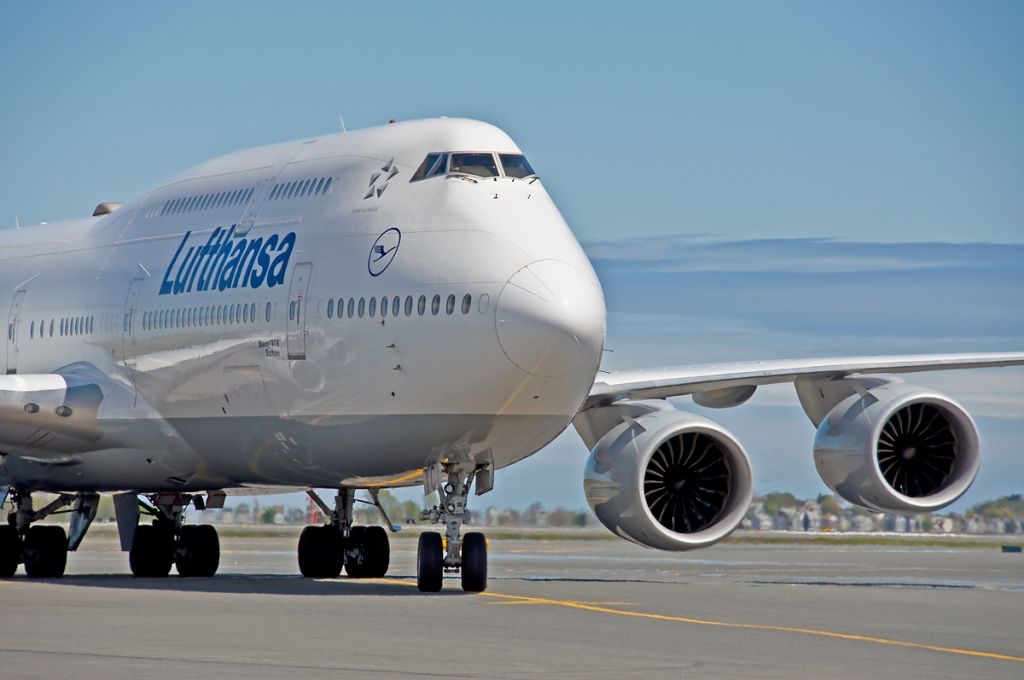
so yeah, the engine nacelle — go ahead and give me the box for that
[583,407,753,550]
[813,381,980,513]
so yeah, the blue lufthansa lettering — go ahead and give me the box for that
[158,227,297,296]
[250,234,278,289]
[160,230,191,295]
[267,232,295,288]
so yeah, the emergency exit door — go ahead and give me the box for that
[286,263,313,360]
[5,290,26,374]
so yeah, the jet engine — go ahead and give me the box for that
[813,381,980,513]
[583,408,753,550]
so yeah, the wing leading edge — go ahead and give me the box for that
[586,352,1024,407]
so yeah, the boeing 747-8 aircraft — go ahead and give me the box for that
[0,118,1021,591]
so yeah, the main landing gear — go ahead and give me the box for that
[0,489,101,578]
[297,488,391,579]
[417,465,488,593]
[128,493,220,578]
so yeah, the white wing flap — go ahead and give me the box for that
[586,352,1024,407]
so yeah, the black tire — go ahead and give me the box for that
[297,525,343,578]
[23,525,67,578]
[461,532,487,593]
[130,524,174,577]
[0,525,20,577]
[176,524,220,577]
[194,524,220,575]
[344,526,367,578]
[417,531,443,592]
[359,525,390,578]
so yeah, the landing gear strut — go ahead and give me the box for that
[297,488,391,579]
[417,465,488,593]
[0,489,100,578]
[128,494,220,578]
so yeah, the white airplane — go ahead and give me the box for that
[0,118,1021,592]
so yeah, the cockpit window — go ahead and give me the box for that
[410,153,449,182]
[450,152,499,178]
[499,154,536,179]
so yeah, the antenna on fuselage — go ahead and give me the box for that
[338,113,348,134]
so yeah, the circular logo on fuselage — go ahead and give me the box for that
[368,227,401,276]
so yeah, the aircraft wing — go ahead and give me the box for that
[585,352,1024,406]
[0,363,160,455]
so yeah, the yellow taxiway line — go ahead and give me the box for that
[369,578,1024,665]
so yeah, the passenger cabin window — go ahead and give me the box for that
[449,153,498,178]
[499,154,537,179]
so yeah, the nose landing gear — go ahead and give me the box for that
[417,465,488,593]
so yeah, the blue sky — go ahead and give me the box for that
[1,3,1021,511]
[2,2,1022,243]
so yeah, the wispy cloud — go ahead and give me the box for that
[589,238,1024,353]
[584,237,1024,274]
[576,236,1024,509]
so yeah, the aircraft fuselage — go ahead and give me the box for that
[0,118,607,493]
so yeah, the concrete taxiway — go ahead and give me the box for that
[0,526,1021,679]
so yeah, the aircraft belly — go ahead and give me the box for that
[0,413,569,492]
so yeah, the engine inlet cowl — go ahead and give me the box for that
[814,382,980,513]
[584,407,753,551]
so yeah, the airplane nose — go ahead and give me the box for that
[495,260,606,377]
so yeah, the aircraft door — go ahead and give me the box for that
[5,290,27,375]
[122,278,144,368]
[286,262,313,360]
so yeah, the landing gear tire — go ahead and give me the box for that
[461,531,487,593]
[345,525,390,578]
[417,531,443,592]
[0,525,20,577]
[129,524,174,577]
[297,525,344,578]
[363,525,390,578]
[175,524,220,577]
[344,526,367,578]
[22,525,68,578]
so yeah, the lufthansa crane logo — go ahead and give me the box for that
[368,227,401,277]
[364,158,399,199]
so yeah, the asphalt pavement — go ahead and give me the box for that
[0,525,1021,679]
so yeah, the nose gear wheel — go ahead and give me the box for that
[417,465,488,592]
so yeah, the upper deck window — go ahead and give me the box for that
[450,153,498,178]
[410,153,449,182]
[499,154,536,179]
